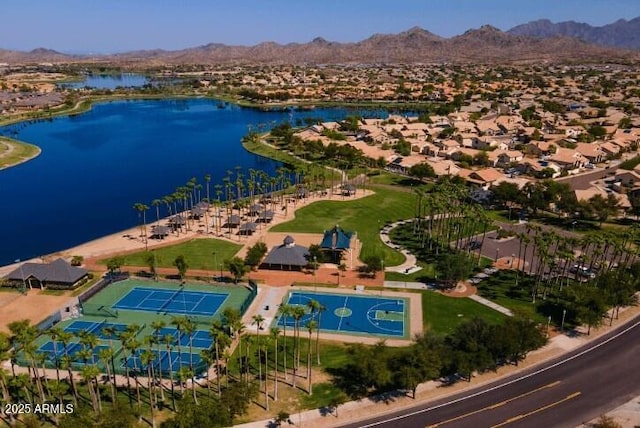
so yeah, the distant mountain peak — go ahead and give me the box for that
[508,16,640,49]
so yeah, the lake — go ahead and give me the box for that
[59,73,150,89]
[0,98,364,265]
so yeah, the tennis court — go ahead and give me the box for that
[113,286,228,316]
[122,349,204,374]
[155,327,214,349]
[63,320,129,340]
[278,291,408,338]
[38,341,111,363]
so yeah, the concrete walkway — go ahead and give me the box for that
[468,294,514,316]
[379,220,419,273]
[383,280,433,290]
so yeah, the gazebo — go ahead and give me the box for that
[224,215,242,228]
[320,225,353,263]
[261,236,310,270]
[151,225,170,239]
[257,210,274,223]
[238,222,257,235]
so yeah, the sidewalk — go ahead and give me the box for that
[468,294,514,316]
[235,302,640,428]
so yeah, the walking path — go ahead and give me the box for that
[468,294,514,316]
[379,220,418,273]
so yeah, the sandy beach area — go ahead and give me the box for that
[0,187,376,279]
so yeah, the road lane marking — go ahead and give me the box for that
[490,392,581,427]
[425,381,560,427]
[357,318,640,428]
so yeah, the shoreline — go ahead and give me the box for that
[0,137,41,171]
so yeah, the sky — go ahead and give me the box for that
[3,0,639,54]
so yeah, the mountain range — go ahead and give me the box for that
[1,18,639,65]
[508,17,640,50]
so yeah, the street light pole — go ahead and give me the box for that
[212,252,217,282]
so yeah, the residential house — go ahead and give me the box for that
[490,150,524,168]
[465,168,505,190]
[549,148,587,169]
[575,143,605,164]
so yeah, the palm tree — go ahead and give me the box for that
[305,320,317,394]
[0,333,16,425]
[141,346,158,428]
[101,325,119,403]
[81,364,101,415]
[182,318,198,404]
[277,304,292,382]
[150,320,166,402]
[251,314,265,393]
[98,347,117,405]
[48,326,63,385]
[162,333,177,412]
[306,300,325,365]
[270,327,280,401]
[170,316,185,376]
[133,202,150,250]
[290,305,306,389]
[56,330,78,405]
[209,320,225,397]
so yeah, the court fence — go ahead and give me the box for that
[80,302,119,318]
[239,280,259,315]
[78,272,130,304]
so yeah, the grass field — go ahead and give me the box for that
[271,185,417,266]
[421,291,506,335]
[475,270,549,324]
[0,137,41,169]
[98,238,242,270]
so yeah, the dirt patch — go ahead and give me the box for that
[0,289,76,332]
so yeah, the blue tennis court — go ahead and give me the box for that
[155,327,214,349]
[278,291,407,337]
[113,286,228,316]
[64,320,129,340]
[122,349,204,374]
[38,341,110,364]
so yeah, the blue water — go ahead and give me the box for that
[0,98,368,265]
[60,73,149,89]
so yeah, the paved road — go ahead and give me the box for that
[556,166,617,190]
[341,315,640,428]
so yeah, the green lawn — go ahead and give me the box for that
[271,185,417,266]
[475,270,549,324]
[421,291,506,335]
[0,137,41,169]
[98,238,242,270]
[384,261,436,282]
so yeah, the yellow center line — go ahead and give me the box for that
[491,392,582,428]
[425,381,561,428]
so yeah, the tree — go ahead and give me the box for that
[244,242,268,269]
[491,181,522,209]
[145,251,160,280]
[70,255,84,266]
[589,194,621,225]
[305,320,317,394]
[436,253,473,288]
[173,255,189,279]
[225,257,249,283]
[362,255,384,278]
[133,202,150,250]
[306,299,324,364]
[408,162,436,180]
[105,256,125,276]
